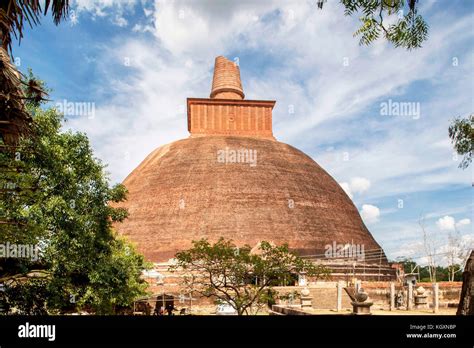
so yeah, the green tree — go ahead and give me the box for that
[396,257,417,274]
[317,0,429,49]
[0,94,149,314]
[171,238,330,315]
[393,258,463,282]
[449,114,473,169]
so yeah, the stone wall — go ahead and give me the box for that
[361,281,462,308]
[273,283,352,310]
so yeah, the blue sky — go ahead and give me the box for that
[13,0,473,265]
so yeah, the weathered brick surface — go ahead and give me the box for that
[113,55,389,269]
[114,136,385,262]
[210,56,244,99]
[187,98,275,138]
[273,285,352,309]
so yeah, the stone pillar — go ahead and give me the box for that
[390,282,395,311]
[433,283,439,313]
[407,282,413,310]
[414,286,428,309]
[300,287,312,309]
[337,281,343,312]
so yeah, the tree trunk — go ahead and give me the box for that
[457,251,474,315]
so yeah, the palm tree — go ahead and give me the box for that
[0,0,69,145]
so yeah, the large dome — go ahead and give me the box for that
[115,135,384,262]
[114,56,387,265]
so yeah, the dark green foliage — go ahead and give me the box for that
[319,0,429,49]
[449,114,473,169]
[4,278,50,315]
[0,84,149,314]
[395,258,463,282]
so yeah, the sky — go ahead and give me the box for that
[13,0,473,266]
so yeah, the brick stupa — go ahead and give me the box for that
[115,56,392,278]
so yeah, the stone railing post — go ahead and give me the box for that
[337,281,343,312]
[407,282,413,310]
[432,283,439,313]
[390,282,395,311]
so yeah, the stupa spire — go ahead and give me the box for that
[186,56,275,139]
[210,56,245,100]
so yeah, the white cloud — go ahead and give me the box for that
[350,177,371,194]
[72,0,135,13]
[71,0,136,24]
[338,177,370,199]
[132,23,154,33]
[456,218,471,229]
[360,204,380,224]
[150,0,276,57]
[112,15,128,27]
[436,216,471,231]
[436,215,455,231]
